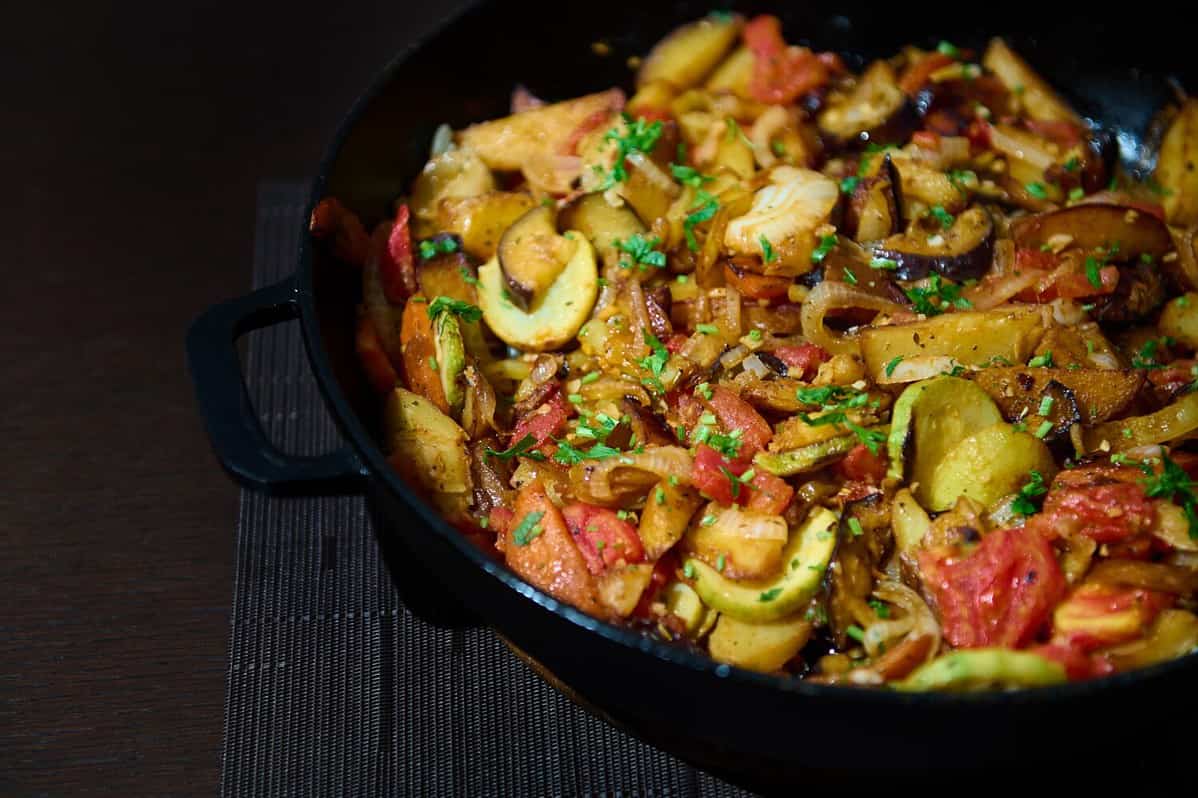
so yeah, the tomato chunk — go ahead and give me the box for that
[743,15,829,105]
[705,386,773,455]
[380,204,418,303]
[1029,642,1115,681]
[771,343,830,380]
[509,391,569,454]
[919,526,1066,649]
[691,444,744,505]
[835,443,888,484]
[632,551,679,619]
[562,502,645,574]
[744,471,794,514]
[1037,482,1156,544]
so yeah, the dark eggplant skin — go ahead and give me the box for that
[870,206,995,281]
[1089,261,1167,323]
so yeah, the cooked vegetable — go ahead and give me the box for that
[686,507,838,623]
[707,613,813,673]
[1154,99,1198,226]
[478,231,598,351]
[637,13,743,90]
[896,649,1067,692]
[926,422,1057,511]
[862,307,1048,384]
[384,388,472,518]
[887,376,1004,495]
[331,14,1198,689]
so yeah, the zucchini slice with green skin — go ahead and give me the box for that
[686,507,838,623]
[926,422,1056,511]
[886,376,1003,502]
[896,649,1067,692]
[754,426,890,477]
[433,311,467,417]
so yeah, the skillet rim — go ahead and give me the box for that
[293,0,1198,706]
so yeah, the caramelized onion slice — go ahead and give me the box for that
[800,280,903,356]
[569,445,694,506]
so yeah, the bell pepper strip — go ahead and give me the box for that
[399,297,450,414]
[355,311,401,394]
[309,197,371,267]
[380,204,419,304]
[562,502,646,574]
[918,526,1066,649]
[743,15,830,105]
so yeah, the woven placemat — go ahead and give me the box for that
[222,181,754,797]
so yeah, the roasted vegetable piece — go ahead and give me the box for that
[409,148,495,237]
[1009,203,1173,262]
[827,493,893,646]
[637,13,743,90]
[557,192,647,270]
[755,429,888,478]
[355,310,400,394]
[638,480,704,560]
[818,60,916,146]
[862,307,1047,385]
[683,502,789,581]
[686,506,838,623]
[437,192,537,261]
[1154,99,1198,226]
[891,488,931,554]
[1085,392,1198,453]
[723,166,839,275]
[926,422,1057,512]
[596,564,657,617]
[870,206,994,281]
[707,613,813,673]
[896,648,1067,692]
[498,205,576,310]
[478,232,598,352]
[458,89,624,172]
[972,367,1143,427]
[384,387,472,518]
[431,311,467,417]
[1158,292,1198,349]
[504,484,607,617]
[1102,610,1198,671]
[982,38,1081,125]
[1051,582,1171,651]
[399,297,450,414]
[561,502,646,574]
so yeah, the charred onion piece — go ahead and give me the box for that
[871,206,994,281]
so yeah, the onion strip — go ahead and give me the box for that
[800,281,903,355]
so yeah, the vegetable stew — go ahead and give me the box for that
[312,13,1198,691]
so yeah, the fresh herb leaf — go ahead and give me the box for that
[759,587,783,602]
[696,323,720,335]
[929,205,955,229]
[1038,396,1055,416]
[552,440,622,466]
[847,518,864,537]
[1025,182,1049,200]
[458,265,478,285]
[811,234,837,264]
[904,274,971,316]
[846,624,865,643]
[839,175,860,195]
[937,40,961,59]
[427,295,483,323]
[682,192,720,252]
[1068,187,1085,201]
[884,356,903,377]
[759,235,777,263]
[615,233,667,269]
[1084,255,1103,289]
[1132,337,1169,370]
[485,434,547,462]
[599,114,665,189]
[869,598,891,619]
[1027,351,1054,368]
[1011,470,1047,516]
[670,163,714,188]
[1033,420,1053,439]
[870,257,899,271]
[843,267,858,285]
[638,330,670,383]
[511,511,545,546]
[1141,454,1198,539]
[418,236,461,259]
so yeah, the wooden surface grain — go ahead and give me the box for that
[0,2,468,794]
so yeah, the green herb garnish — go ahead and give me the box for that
[427,295,483,323]
[511,511,545,546]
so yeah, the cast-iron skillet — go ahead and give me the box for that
[188,0,1195,785]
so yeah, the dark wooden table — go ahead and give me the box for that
[0,2,469,793]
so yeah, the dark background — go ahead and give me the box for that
[0,2,470,793]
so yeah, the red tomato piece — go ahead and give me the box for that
[744,471,794,514]
[632,551,679,619]
[488,506,515,537]
[1014,247,1061,273]
[912,130,941,150]
[691,444,744,505]
[966,119,993,151]
[562,503,646,575]
[705,386,773,455]
[918,526,1066,649]
[898,52,954,94]
[835,443,888,484]
[1016,259,1119,302]
[380,204,418,303]
[355,312,400,394]
[1038,482,1156,544]
[664,333,690,354]
[509,392,570,453]
[1029,642,1115,681]
[743,15,829,105]
[771,343,830,380]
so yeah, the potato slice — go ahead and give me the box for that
[704,45,754,97]
[1154,99,1198,226]
[683,503,789,581]
[926,422,1056,512]
[1159,293,1198,349]
[383,388,472,518]
[458,89,624,172]
[409,148,495,237]
[707,613,813,673]
[638,479,703,560]
[982,38,1081,125]
[497,205,575,309]
[595,563,656,617]
[637,13,743,90]
[971,367,1143,426]
[436,192,536,261]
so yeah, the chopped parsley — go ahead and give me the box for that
[869,598,891,619]
[1132,337,1171,370]
[796,385,886,454]
[1011,470,1047,516]
[485,434,547,462]
[638,330,670,390]
[847,518,864,537]
[418,236,460,259]
[580,372,600,385]
[843,267,858,285]
[846,624,866,643]
[511,511,545,546]
[655,487,666,505]
[670,164,714,188]
[575,411,617,440]
[458,265,478,285]
[1084,256,1103,289]
[839,175,860,195]
[716,554,726,573]
[936,40,962,59]
[759,587,783,603]
[771,139,786,157]
[1038,396,1055,417]
[811,234,837,264]
[683,192,720,252]
[1063,156,1080,173]
[615,233,667,270]
[884,356,903,377]
[929,205,955,229]
[1025,182,1049,199]
[759,235,777,263]
[552,440,623,466]
[696,323,720,335]
[905,274,972,316]
[1027,351,1054,368]
[1141,454,1198,539]
[427,295,483,323]
[683,560,696,579]
[870,256,899,271]
[1033,420,1053,439]
[1069,187,1085,201]
[701,514,717,527]
[695,381,714,401]
[599,114,664,189]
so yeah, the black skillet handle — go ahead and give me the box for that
[186,278,364,495]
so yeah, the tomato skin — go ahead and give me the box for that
[632,551,679,619]
[835,443,888,484]
[1014,247,1061,273]
[380,204,418,303]
[1029,642,1115,681]
[705,386,773,455]
[509,392,570,453]
[664,333,690,354]
[562,502,646,574]
[919,526,1066,649]
[966,119,993,151]
[488,506,515,537]
[771,343,830,380]
[1037,482,1156,544]
[743,15,829,105]
[1013,255,1119,302]
[691,445,743,505]
[355,312,400,394]
[911,130,940,150]
[744,471,794,514]
[723,259,792,301]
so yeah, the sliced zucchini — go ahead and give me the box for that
[707,613,813,673]
[862,307,1047,385]
[432,312,467,417]
[926,422,1056,512]
[896,649,1067,692]
[686,507,838,623]
[887,376,1003,502]
[754,428,889,477]
[477,232,598,352]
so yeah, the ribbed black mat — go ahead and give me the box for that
[222,181,754,797]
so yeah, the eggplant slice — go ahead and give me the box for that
[871,206,994,281]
